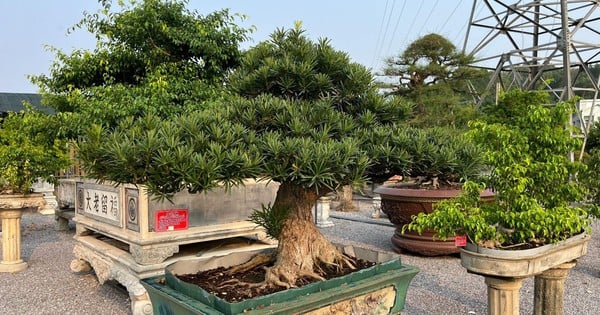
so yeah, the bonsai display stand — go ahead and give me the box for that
[0,193,45,273]
[72,231,275,315]
[56,178,279,315]
[0,208,28,272]
[460,233,590,315]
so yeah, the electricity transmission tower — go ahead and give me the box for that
[463,0,600,106]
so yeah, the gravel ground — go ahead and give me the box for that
[0,210,598,315]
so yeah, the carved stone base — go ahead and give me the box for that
[129,244,180,266]
[72,243,153,315]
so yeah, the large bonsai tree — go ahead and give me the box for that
[78,23,411,289]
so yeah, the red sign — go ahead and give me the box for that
[155,209,189,232]
[454,235,467,247]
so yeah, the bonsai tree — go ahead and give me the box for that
[406,90,597,248]
[365,126,484,188]
[0,110,69,195]
[77,24,412,289]
[380,33,484,128]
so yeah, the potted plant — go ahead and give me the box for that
[369,126,491,256]
[75,22,418,314]
[405,90,597,315]
[0,110,69,272]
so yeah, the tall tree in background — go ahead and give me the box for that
[31,0,250,135]
[381,33,483,127]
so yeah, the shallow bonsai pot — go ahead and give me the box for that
[141,245,419,315]
[460,232,590,278]
[374,185,495,256]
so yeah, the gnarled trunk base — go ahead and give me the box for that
[263,218,354,288]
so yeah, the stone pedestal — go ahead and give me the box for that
[371,194,385,218]
[461,234,589,315]
[0,208,27,273]
[484,276,523,315]
[534,261,577,315]
[32,180,58,215]
[316,195,334,228]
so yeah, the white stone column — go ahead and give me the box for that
[0,209,28,272]
[316,195,334,228]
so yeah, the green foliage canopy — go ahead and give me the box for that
[380,33,484,127]
[32,0,250,133]
[407,90,595,247]
[0,110,70,194]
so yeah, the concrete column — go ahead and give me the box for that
[484,276,523,315]
[316,195,334,228]
[534,261,577,315]
[0,209,28,272]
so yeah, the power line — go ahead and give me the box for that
[402,1,424,49]
[438,0,464,36]
[373,0,396,68]
[384,0,407,57]
[370,0,390,69]
[416,0,440,37]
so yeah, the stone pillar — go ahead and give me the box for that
[32,180,56,215]
[316,195,334,228]
[534,261,577,315]
[371,194,385,218]
[0,209,28,272]
[484,276,523,315]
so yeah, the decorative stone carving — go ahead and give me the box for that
[371,195,384,218]
[69,258,92,274]
[129,244,179,265]
[72,244,153,315]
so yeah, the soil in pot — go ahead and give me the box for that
[176,254,375,303]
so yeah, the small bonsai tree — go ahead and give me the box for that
[580,121,600,213]
[365,126,484,188]
[406,90,596,248]
[0,110,69,194]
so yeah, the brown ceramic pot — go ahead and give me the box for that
[374,185,495,256]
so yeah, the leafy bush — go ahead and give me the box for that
[0,111,70,194]
[406,90,596,248]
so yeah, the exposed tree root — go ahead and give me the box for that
[260,218,355,289]
[226,252,274,275]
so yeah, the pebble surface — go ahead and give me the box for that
[0,210,598,315]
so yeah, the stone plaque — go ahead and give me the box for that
[126,188,140,232]
[76,182,122,227]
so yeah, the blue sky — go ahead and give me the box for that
[0,1,476,93]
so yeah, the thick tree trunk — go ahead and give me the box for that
[261,182,354,288]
